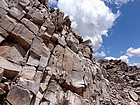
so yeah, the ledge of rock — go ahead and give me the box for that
[0,0,140,105]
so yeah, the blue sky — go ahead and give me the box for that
[103,1,140,65]
[48,0,140,66]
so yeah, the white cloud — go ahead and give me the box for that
[58,0,120,50]
[105,56,117,60]
[126,47,140,57]
[94,51,106,57]
[129,63,140,67]
[48,0,58,7]
[103,0,134,6]
[118,55,129,63]
[105,55,129,63]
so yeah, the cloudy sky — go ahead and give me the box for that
[48,0,140,66]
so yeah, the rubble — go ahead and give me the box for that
[0,0,140,104]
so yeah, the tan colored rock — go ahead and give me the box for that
[21,66,36,80]
[18,77,40,95]
[44,80,65,105]
[27,8,44,25]
[58,35,67,46]
[38,55,50,69]
[0,35,5,43]
[8,7,25,20]
[0,88,5,95]
[0,0,9,11]
[33,71,43,83]
[129,101,138,105]
[40,101,49,105]
[0,15,16,32]
[7,85,32,105]
[21,18,39,35]
[49,45,64,67]
[129,90,139,101]
[0,68,4,82]
[70,71,85,88]
[27,55,40,67]
[83,46,92,58]
[0,44,26,64]
[19,0,30,7]
[51,33,59,42]
[0,56,21,78]
[64,90,90,105]
[11,23,35,50]
[40,83,47,93]
[34,91,43,105]
[42,18,55,34]
[4,82,11,91]
[101,81,110,103]
[39,32,51,41]
[0,27,9,38]
[63,47,73,71]
[72,53,83,71]
[47,42,54,51]
[0,4,7,16]
[30,37,50,58]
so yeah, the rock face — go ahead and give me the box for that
[0,0,140,105]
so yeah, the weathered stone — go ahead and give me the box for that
[0,56,21,78]
[42,17,55,34]
[101,81,110,103]
[0,44,26,64]
[83,46,92,58]
[38,55,50,69]
[49,45,64,67]
[0,7,7,17]
[18,77,40,95]
[19,0,30,7]
[40,83,47,92]
[0,0,9,11]
[21,18,39,35]
[20,66,36,80]
[0,27,9,38]
[33,71,43,83]
[7,86,32,105]
[65,90,82,105]
[51,33,59,42]
[30,37,50,58]
[34,91,43,105]
[129,101,138,105]
[11,23,35,50]
[44,80,65,105]
[70,70,85,89]
[129,90,138,101]
[4,82,11,91]
[63,47,73,71]
[72,53,83,71]
[0,88,5,95]
[40,101,49,105]
[8,7,25,20]
[0,35,5,43]
[58,35,67,46]
[27,55,40,67]
[47,42,54,51]
[39,32,51,41]
[0,68,4,82]
[0,15,16,32]
[27,8,44,25]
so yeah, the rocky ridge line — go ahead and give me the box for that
[0,0,140,105]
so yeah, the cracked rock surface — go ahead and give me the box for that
[0,0,140,105]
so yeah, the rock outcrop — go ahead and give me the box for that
[0,0,140,105]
